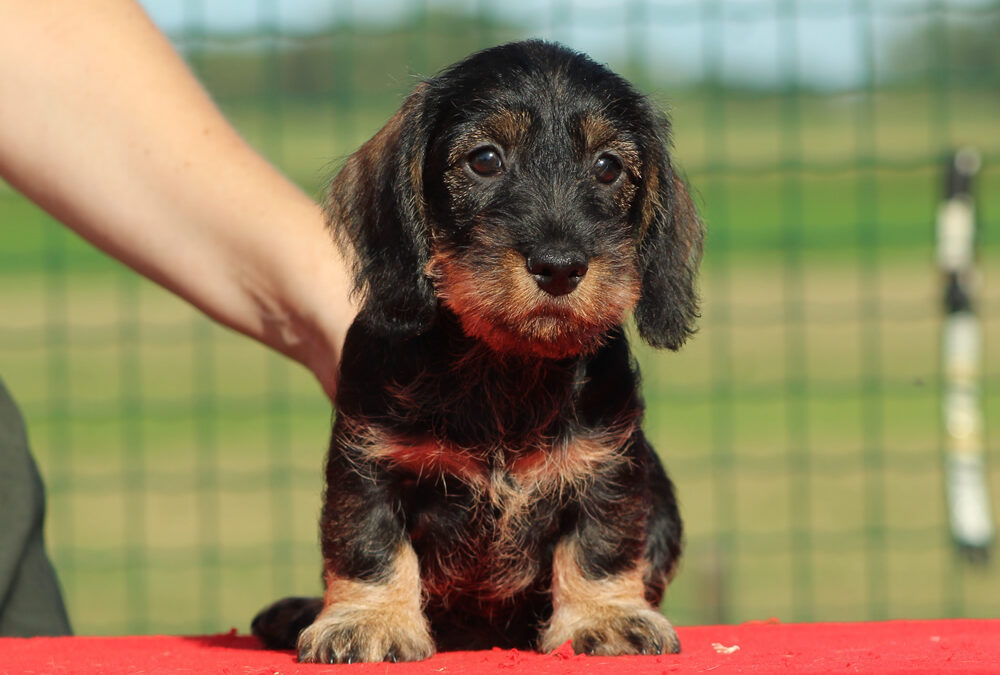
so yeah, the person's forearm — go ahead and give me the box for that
[0,0,355,398]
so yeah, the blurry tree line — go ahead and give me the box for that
[183,9,523,106]
[883,8,1000,86]
[178,4,999,105]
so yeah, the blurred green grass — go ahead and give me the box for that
[1,82,999,634]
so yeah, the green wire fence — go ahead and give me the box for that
[0,0,998,635]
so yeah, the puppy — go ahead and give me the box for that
[252,40,703,663]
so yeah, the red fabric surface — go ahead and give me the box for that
[2,620,998,674]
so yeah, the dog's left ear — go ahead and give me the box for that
[325,84,437,337]
[633,147,704,351]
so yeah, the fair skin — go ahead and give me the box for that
[0,0,357,400]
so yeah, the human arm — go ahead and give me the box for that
[0,0,356,400]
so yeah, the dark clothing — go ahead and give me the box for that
[0,378,71,636]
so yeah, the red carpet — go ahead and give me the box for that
[2,620,998,674]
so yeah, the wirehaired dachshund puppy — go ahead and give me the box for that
[252,40,703,663]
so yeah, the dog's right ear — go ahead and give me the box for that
[325,84,437,337]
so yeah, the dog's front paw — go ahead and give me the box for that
[541,605,680,656]
[296,607,435,664]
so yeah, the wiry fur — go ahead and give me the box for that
[251,40,702,663]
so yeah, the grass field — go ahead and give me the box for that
[1,81,999,634]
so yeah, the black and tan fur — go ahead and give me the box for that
[251,40,703,663]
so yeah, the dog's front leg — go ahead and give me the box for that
[540,449,680,656]
[541,535,680,656]
[296,446,434,664]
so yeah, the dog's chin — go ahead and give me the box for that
[454,311,612,361]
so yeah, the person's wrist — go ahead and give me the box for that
[266,239,356,402]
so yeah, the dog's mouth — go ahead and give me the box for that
[524,296,578,319]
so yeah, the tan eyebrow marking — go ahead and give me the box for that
[447,107,532,166]
[577,112,641,173]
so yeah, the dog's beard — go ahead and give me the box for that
[427,248,640,360]
[456,309,612,360]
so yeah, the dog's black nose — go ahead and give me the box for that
[526,248,588,296]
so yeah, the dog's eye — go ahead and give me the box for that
[592,153,623,184]
[467,146,504,177]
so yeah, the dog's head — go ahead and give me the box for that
[327,40,703,359]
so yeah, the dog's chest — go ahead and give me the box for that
[404,460,560,603]
[335,327,641,600]
[367,422,631,499]
[388,429,632,602]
